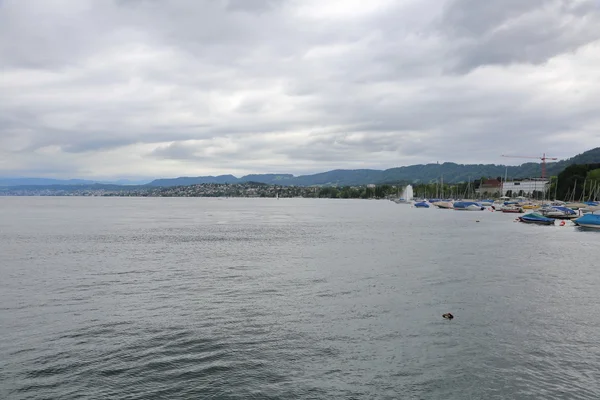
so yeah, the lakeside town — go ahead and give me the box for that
[0,182,318,198]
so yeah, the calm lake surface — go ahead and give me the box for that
[1,197,599,399]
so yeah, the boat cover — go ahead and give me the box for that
[574,213,600,227]
[550,206,577,215]
[520,213,555,223]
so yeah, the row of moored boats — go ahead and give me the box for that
[393,198,600,229]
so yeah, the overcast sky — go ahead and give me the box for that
[1,0,600,179]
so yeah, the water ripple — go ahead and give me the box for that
[1,198,600,399]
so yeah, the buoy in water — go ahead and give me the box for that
[442,313,454,320]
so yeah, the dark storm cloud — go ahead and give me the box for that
[0,0,599,178]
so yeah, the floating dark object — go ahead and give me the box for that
[442,313,454,320]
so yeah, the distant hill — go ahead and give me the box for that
[147,174,240,186]
[146,147,600,187]
[98,179,152,185]
[0,177,151,187]
[3,147,599,188]
[0,178,98,187]
[145,174,297,187]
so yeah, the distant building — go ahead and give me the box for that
[367,184,376,188]
[502,179,549,196]
[476,178,502,196]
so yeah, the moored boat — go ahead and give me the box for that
[518,213,555,225]
[565,202,588,210]
[538,206,578,219]
[573,212,600,229]
[414,201,430,208]
[501,206,524,213]
[432,201,454,209]
[453,201,485,211]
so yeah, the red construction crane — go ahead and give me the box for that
[501,153,558,179]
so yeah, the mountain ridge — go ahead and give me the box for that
[146,147,600,187]
[2,147,599,187]
[0,177,151,187]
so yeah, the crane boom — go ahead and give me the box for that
[501,153,558,179]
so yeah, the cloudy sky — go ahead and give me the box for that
[1,0,600,179]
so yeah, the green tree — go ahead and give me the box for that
[587,168,600,182]
[555,163,600,200]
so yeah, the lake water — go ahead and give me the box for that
[1,197,599,399]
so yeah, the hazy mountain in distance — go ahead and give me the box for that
[146,147,600,187]
[0,178,152,187]
[146,175,240,186]
[2,147,598,188]
[0,178,97,187]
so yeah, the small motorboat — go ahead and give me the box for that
[565,202,589,211]
[538,206,578,219]
[392,198,411,204]
[518,213,555,225]
[573,212,600,229]
[432,201,454,209]
[414,201,430,208]
[501,206,524,213]
[454,201,485,211]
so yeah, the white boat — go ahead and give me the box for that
[492,202,505,210]
[538,205,578,219]
[501,205,524,213]
[453,201,485,211]
[432,201,454,209]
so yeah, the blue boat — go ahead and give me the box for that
[518,213,555,225]
[414,201,430,208]
[573,213,600,229]
[538,206,578,219]
[453,201,485,211]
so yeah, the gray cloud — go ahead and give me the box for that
[1,0,599,179]
[439,0,600,71]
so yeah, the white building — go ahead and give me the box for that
[502,179,549,196]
